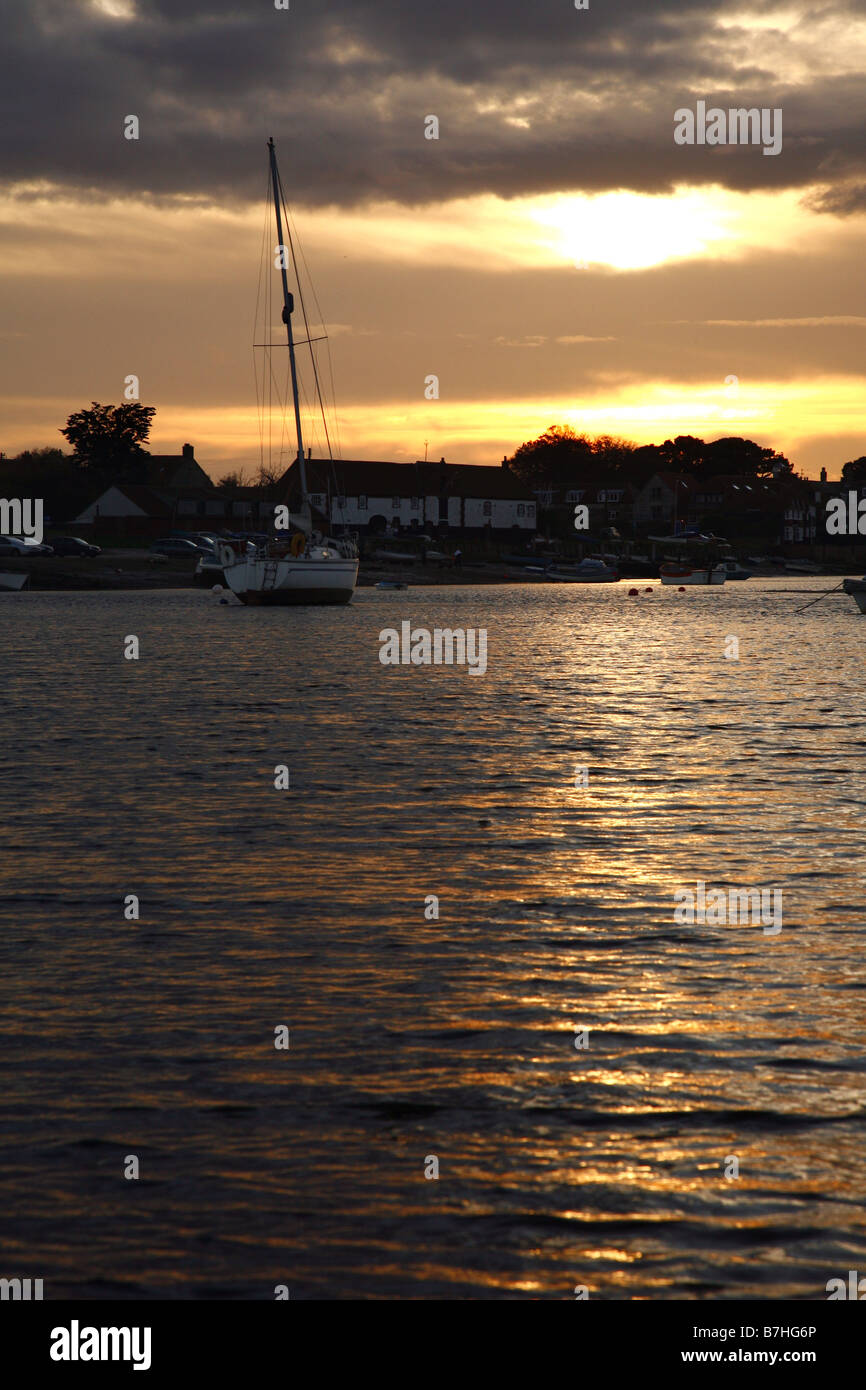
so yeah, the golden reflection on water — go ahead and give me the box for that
[2,581,865,1297]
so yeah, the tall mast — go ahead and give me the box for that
[268,137,308,502]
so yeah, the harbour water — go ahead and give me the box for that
[2,579,865,1299]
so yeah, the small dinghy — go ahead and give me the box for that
[546,557,618,583]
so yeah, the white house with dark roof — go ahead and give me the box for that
[274,456,537,534]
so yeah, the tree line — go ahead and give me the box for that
[2,406,864,524]
[505,424,866,492]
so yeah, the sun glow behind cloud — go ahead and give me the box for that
[1,173,863,473]
[0,181,842,279]
[90,0,137,18]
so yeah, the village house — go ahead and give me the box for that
[73,444,275,539]
[272,455,537,536]
[632,469,822,544]
[73,446,538,542]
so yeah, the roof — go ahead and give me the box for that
[641,472,693,492]
[274,457,535,502]
[74,483,173,522]
[144,449,213,491]
[110,484,173,516]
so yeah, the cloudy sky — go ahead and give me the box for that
[2,0,865,478]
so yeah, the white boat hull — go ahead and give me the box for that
[223,554,358,605]
[660,565,727,585]
[546,569,618,583]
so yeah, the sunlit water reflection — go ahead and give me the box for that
[1,579,864,1298]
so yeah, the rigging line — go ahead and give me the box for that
[290,207,343,462]
[268,197,273,476]
[253,174,271,475]
[253,336,328,348]
[290,207,342,464]
[795,581,844,613]
[265,350,289,468]
[275,169,335,464]
[324,335,342,462]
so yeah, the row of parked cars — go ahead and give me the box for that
[149,531,271,559]
[0,530,268,560]
[0,535,101,557]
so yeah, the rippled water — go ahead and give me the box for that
[2,579,865,1299]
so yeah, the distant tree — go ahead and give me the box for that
[702,437,792,479]
[840,456,866,486]
[60,401,156,475]
[0,446,92,523]
[216,468,251,491]
[591,433,636,477]
[253,462,282,489]
[657,435,706,474]
[507,425,629,493]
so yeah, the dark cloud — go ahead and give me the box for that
[1,0,865,207]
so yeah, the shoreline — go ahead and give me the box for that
[1,553,863,592]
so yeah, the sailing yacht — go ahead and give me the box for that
[220,139,359,606]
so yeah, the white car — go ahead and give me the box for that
[0,535,53,556]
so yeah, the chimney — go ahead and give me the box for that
[182,443,193,459]
[502,455,509,469]
[820,467,827,482]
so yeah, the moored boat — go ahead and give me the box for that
[720,558,752,580]
[842,578,866,613]
[0,571,28,591]
[219,138,358,607]
[222,538,357,605]
[660,562,726,585]
[547,557,618,583]
[785,560,822,574]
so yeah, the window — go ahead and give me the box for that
[483,500,492,516]
[358,495,367,510]
[608,509,618,520]
[517,504,525,516]
[411,496,420,510]
[527,504,535,518]
[566,489,583,503]
[309,494,324,508]
[337,495,346,509]
[650,487,662,500]
[392,496,401,509]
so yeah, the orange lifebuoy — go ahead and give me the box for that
[290,531,305,557]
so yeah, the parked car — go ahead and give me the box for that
[0,535,53,556]
[48,536,101,557]
[149,538,210,557]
